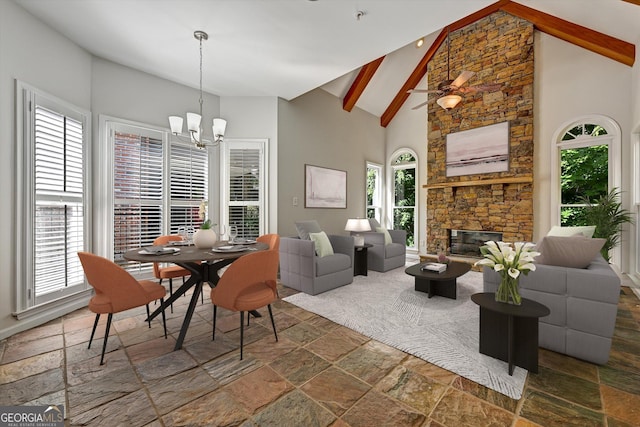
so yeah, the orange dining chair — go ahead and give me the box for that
[211,250,279,360]
[77,251,167,365]
[257,233,280,252]
[153,235,193,312]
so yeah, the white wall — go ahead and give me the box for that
[534,32,633,270]
[0,0,92,334]
[277,89,385,237]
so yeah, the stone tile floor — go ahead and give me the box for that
[1,280,640,426]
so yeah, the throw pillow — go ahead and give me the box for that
[295,220,322,240]
[535,235,605,268]
[368,218,382,231]
[309,231,334,257]
[376,227,393,245]
[547,225,596,238]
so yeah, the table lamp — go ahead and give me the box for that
[345,218,371,246]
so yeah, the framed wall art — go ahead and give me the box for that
[446,121,510,177]
[305,164,347,208]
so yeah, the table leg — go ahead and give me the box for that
[174,281,203,350]
[147,274,199,322]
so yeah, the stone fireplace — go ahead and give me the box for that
[425,12,534,255]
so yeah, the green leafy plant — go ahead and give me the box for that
[581,188,634,262]
[200,219,212,230]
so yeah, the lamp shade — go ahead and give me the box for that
[436,94,462,110]
[345,218,371,232]
[169,116,184,134]
[186,112,202,133]
[212,118,227,140]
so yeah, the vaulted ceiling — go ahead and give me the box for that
[13,0,640,126]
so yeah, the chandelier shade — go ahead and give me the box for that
[436,94,462,110]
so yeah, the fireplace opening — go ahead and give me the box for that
[448,229,503,257]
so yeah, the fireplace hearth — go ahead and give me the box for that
[448,229,503,257]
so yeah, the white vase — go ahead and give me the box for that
[193,228,217,249]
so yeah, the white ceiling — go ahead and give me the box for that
[13,0,640,118]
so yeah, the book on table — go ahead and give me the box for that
[421,262,447,273]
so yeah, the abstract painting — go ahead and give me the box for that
[305,164,347,208]
[446,121,510,177]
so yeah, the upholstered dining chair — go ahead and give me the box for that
[153,235,193,311]
[77,251,167,365]
[257,233,280,252]
[211,250,279,360]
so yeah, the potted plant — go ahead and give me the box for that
[193,219,217,249]
[581,188,634,262]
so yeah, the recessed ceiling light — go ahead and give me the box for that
[416,38,424,48]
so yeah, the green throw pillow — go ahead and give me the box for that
[376,227,393,245]
[309,231,334,257]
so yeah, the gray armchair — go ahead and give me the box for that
[360,219,406,272]
[280,235,354,295]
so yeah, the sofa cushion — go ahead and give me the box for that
[309,231,334,257]
[547,225,596,238]
[316,253,351,276]
[295,220,322,240]
[368,218,382,230]
[536,235,606,269]
[385,242,405,258]
[376,227,392,245]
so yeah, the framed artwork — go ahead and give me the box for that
[305,164,347,208]
[446,121,510,177]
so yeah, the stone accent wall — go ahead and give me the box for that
[426,12,534,254]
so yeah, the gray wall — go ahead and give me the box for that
[277,88,385,238]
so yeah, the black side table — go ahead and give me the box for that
[471,292,550,375]
[354,244,373,276]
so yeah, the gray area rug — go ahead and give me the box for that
[283,266,527,399]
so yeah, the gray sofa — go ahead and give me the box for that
[280,235,354,295]
[483,254,620,364]
[359,219,407,272]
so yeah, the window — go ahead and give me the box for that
[109,122,208,275]
[221,139,267,240]
[391,150,417,249]
[16,82,90,312]
[366,162,383,222]
[552,118,619,227]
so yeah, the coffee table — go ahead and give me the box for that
[404,261,471,299]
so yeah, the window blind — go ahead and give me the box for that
[33,106,85,297]
[228,148,261,239]
[169,141,208,232]
[113,132,163,273]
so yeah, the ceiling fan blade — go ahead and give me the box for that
[411,100,430,110]
[408,89,443,94]
[450,70,475,89]
[458,83,502,94]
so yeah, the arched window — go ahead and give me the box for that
[551,116,620,226]
[391,150,417,249]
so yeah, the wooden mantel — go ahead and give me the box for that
[423,176,533,189]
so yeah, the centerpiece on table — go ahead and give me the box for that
[193,219,218,249]
[474,241,540,305]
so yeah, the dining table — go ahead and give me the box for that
[124,240,269,350]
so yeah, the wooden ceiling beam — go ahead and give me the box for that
[622,0,640,6]
[501,2,635,66]
[380,0,636,127]
[380,0,510,128]
[343,56,385,112]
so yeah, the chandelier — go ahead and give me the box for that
[169,30,227,149]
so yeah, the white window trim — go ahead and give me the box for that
[550,115,621,227]
[388,148,419,251]
[14,80,92,320]
[366,161,384,222]
[219,138,269,236]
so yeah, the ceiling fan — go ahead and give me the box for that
[409,27,501,110]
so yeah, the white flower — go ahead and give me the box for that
[474,240,540,278]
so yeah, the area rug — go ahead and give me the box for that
[283,267,527,399]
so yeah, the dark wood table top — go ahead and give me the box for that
[405,261,472,281]
[471,292,550,318]
[124,241,268,264]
